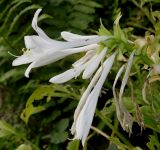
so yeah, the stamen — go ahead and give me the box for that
[22,48,31,54]
[22,48,26,53]
[8,51,20,57]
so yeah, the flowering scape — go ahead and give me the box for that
[12,9,150,145]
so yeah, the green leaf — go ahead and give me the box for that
[122,97,135,113]
[79,0,102,8]
[113,12,127,42]
[107,143,118,150]
[0,69,24,83]
[21,85,77,124]
[154,22,160,36]
[98,19,112,36]
[0,0,18,20]
[55,118,69,131]
[147,135,160,150]
[67,140,80,150]
[21,105,46,124]
[109,136,129,149]
[0,121,16,137]
[135,54,154,66]
[0,0,31,33]
[51,131,68,144]
[16,144,32,150]
[141,106,160,132]
[73,4,95,14]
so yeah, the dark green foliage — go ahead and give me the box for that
[1,0,160,149]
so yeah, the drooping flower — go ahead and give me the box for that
[71,53,116,145]
[113,51,135,134]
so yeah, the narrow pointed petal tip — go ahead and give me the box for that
[119,51,135,100]
[32,9,42,27]
[82,48,107,79]
[112,65,125,99]
[49,69,76,84]
[24,62,36,78]
[61,31,98,41]
[32,9,42,31]
[24,69,30,78]
[12,59,19,66]
[12,54,35,66]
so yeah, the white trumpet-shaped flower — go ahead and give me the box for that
[12,9,108,78]
[70,64,103,136]
[72,53,116,145]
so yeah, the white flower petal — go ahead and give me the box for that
[61,31,98,41]
[31,44,98,68]
[75,53,116,145]
[25,34,101,52]
[31,10,72,48]
[82,48,107,79]
[76,89,99,145]
[119,51,135,102]
[50,50,98,85]
[49,69,78,83]
[142,81,149,104]
[112,65,125,101]
[112,61,133,133]
[24,44,97,77]
[49,65,85,84]
[32,9,50,40]
[24,36,63,52]
[31,9,107,51]
[32,9,103,49]
[13,9,112,79]
[71,66,103,135]
[23,51,69,77]
[24,61,36,78]
[63,36,106,49]
[72,50,95,68]
[12,53,38,66]
[49,69,76,84]
[24,35,80,52]
[26,31,101,52]
[32,10,107,49]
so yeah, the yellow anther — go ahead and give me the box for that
[22,48,31,54]
[22,48,26,53]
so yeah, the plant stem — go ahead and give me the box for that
[91,126,110,139]
[96,109,133,148]
[131,0,154,25]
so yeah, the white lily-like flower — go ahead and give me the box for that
[24,44,99,78]
[12,9,108,78]
[72,53,116,145]
[70,66,103,135]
